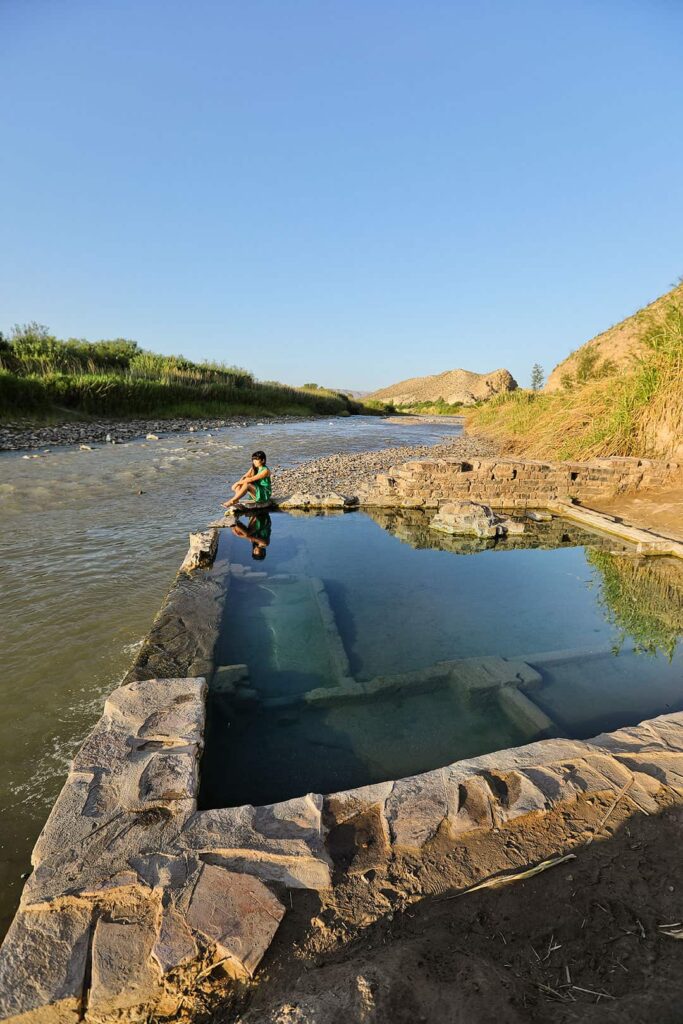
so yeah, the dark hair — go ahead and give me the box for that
[251,450,266,463]
[252,543,267,560]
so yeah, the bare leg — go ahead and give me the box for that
[223,483,255,508]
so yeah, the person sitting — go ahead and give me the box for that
[222,449,272,511]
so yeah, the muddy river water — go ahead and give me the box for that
[0,416,463,936]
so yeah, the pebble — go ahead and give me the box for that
[0,414,310,452]
[274,435,498,496]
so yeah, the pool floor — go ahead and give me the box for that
[200,510,683,808]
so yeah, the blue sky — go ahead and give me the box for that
[2,1,682,391]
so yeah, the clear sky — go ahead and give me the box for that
[2,1,682,391]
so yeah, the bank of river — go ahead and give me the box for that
[0,415,478,937]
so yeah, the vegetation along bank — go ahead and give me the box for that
[0,323,393,429]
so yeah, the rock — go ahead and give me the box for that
[138,750,197,804]
[152,904,198,974]
[498,517,526,535]
[446,773,495,834]
[105,677,206,737]
[385,770,449,849]
[180,795,332,890]
[146,433,160,440]
[278,492,359,510]
[89,910,161,1014]
[184,864,285,977]
[213,664,249,694]
[180,529,218,571]
[0,904,92,1023]
[430,501,503,538]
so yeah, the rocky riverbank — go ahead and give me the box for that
[273,434,499,496]
[0,414,315,452]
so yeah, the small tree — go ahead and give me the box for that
[530,363,544,391]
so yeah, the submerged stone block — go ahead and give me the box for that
[185,864,285,977]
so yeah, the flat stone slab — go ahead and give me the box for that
[185,864,285,978]
[32,677,207,869]
[0,904,92,1024]
[89,910,160,1015]
[180,794,332,890]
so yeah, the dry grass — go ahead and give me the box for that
[468,294,683,461]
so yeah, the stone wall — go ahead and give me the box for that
[357,456,683,510]
[4,493,683,1021]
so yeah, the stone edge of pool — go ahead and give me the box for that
[2,454,683,1023]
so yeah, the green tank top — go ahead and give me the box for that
[253,467,271,503]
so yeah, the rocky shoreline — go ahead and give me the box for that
[273,433,499,496]
[0,413,315,452]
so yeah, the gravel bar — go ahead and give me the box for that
[0,414,313,452]
[274,433,498,496]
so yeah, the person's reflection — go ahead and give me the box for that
[230,511,272,561]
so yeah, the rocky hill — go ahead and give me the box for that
[546,282,683,391]
[366,367,517,407]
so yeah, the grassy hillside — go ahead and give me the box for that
[546,282,683,391]
[0,325,388,421]
[467,287,683,460]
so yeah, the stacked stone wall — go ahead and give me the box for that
[358,456,683,510]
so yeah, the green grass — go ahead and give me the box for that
[587,549,683,658]
[395,398,465,415]
[0,325,392,421]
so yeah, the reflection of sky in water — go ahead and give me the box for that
[203,512,683,807]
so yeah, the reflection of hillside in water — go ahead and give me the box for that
[365,507,620,555]
[586,550,683,658]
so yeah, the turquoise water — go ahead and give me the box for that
[200,510,683,808]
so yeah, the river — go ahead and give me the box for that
[0,415,463,936]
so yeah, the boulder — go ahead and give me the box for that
[430,502,503,538]
[277,492,359,510]
[430,502,525,538]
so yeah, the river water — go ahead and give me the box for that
[0,415,463,936]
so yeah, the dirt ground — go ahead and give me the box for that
[591,489,683,544]
[221,793,683,1024]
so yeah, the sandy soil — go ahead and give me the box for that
[590,490,683,544]
[227,794,683,1024]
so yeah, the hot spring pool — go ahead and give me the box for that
[199,509,683,808]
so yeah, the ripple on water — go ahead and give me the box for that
[0,416,465,936]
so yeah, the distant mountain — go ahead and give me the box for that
[365,367,518,407]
